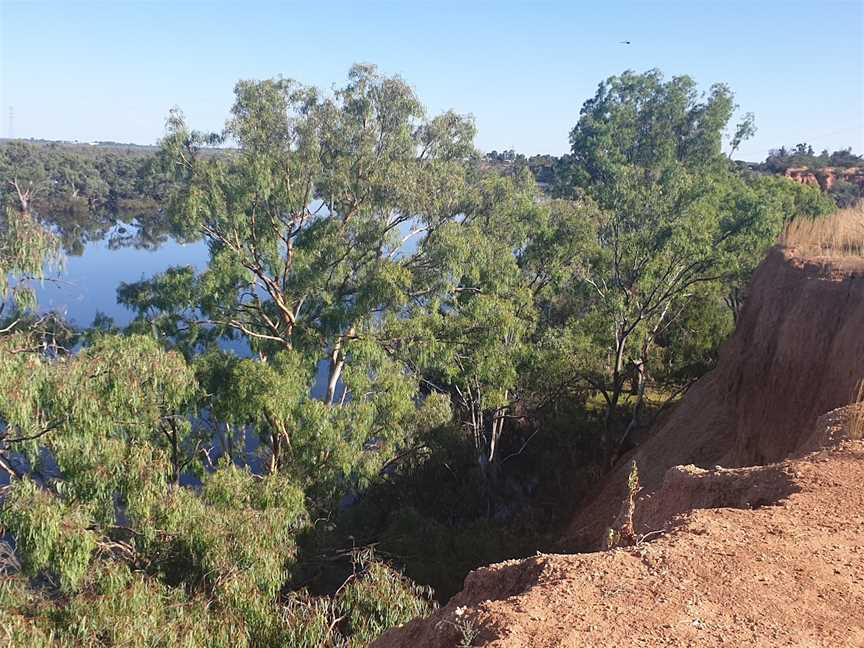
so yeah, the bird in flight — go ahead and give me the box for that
[620,40,631,45]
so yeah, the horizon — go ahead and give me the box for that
[1,1,862,161]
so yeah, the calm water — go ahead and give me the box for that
[32,215,338,403]
[36,222,209,329]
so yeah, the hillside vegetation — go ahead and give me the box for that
[0,65,851,647]
[375,210,864,647]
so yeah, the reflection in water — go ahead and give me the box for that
[32,203,334,400]
[36,198,198,256]
[34,202,207,328]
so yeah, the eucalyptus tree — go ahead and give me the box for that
[0,141,50,214]
[0,143,58,317]
[0,206,60,321]
[554,70,792,467]
[385,172,598,487]
[155,65,475,400]
[387,173,537,482]
[129,67,481,500]
[0,174,62,337]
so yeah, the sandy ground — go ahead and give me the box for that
[376,441,864,648]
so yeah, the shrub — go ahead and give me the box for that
[336,552,436,646]
[1,479,96,593]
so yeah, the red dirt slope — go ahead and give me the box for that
[374,247,864,648]
[375,439,864,648]
[567,246,864,550]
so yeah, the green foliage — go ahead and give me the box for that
[559,68,735,195]
[129,474,305,641]
[729,112,756,158]
[2,479,96,592]
[745,173,835,223]
[335,554,435,645]
[3,64,853,647]
[0,334,198,508]
[0,328,430,646]
[1,562,265,647]
[0,550,433,648]
[0,205,61,313]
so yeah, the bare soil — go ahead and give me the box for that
[376,441,864,648]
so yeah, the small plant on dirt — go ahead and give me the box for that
[850,379,864,441]
[436,606,480,648]
[605,460,640,549]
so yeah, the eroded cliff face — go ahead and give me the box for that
[565,246,864,550]
[719,250,864,465]
[785,166,864,191]
[373,246,864,648]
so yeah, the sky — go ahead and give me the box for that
[1,0,862,162]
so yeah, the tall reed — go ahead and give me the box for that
[780,205,864,257]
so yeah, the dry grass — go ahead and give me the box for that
[780,205,864,257]
[850,380,864,441]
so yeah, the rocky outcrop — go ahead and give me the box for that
[785,166,864,191]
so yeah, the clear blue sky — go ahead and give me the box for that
[1,0,862,161]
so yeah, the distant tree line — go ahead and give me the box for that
[0,140,159,211]
[0,141,205,254]
[757,143,863,173]
[752,144,863,207]
[486,141,862,208]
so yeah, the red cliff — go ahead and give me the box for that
[785,166,864,191]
